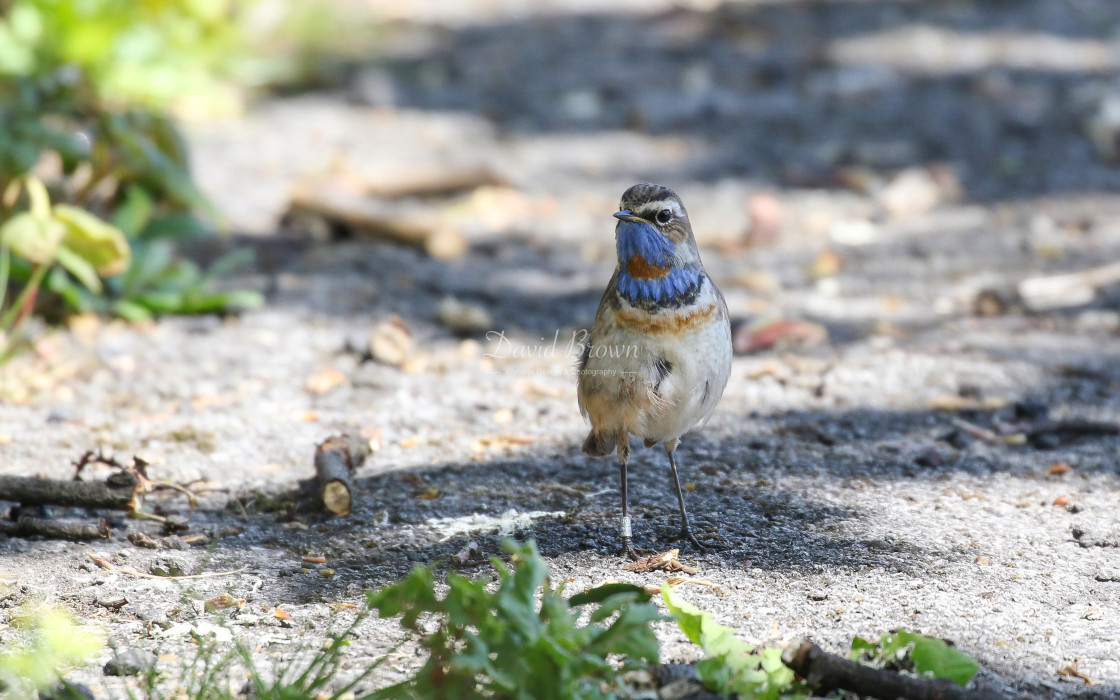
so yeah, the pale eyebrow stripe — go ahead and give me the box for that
[640,200,683,217]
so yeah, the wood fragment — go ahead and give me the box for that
[0,515,109,541]
[0,472,143,512]
[781,638,994,700]
[289,188,467,260]
[314,434,372,516]
[1027,419,1119,441]
[1018,260,1120,310]
[360,165,504,199]
[950,418,1024,445]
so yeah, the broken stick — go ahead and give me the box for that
[314,435,372,516]
[0,471,143,512]
[1018,259,1120,311]
[781,638,996,700]
[0,515,109,541]
[288,188,467,261]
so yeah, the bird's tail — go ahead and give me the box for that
[582,430,616,457]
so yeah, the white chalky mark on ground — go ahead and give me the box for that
[426,509,565,542]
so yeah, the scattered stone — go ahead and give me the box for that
[135,606,169,627]
[1072,523,1120,548]
[877,167,948,219]
[1094,568,1120,582]
[149,555,192,577]
[913,447,945,468]
[972,289,1009,316]
[103,648,157,677]
[41,681,95,700]
[96,596,129,610]
[438,296,493,335]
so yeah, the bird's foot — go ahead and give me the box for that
[671,527,709,553]
[621,537,647,561]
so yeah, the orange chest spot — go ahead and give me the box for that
[625,255,669,280]
[616,302,720,335]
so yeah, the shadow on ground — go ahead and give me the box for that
[355,0,1120,201]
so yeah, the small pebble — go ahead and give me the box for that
[103,648,157,677]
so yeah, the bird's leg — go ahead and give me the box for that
[666,441,707,552]
[617,433,641,561]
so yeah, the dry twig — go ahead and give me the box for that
[781,638,997,700]
[314,434,372,516]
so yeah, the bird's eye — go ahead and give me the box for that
[654,209,672,225]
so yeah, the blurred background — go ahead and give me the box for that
[6,0,1120,361]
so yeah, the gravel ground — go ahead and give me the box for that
[4,1,1120,697]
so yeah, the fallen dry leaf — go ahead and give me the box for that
[746,360,788,381]
[974,556,990,565]
[1053,495,1072,507]
[319,569,336,577]
[305,367,347,395]
[205,593,243,612]
[1057,660,1094,685]
[295,410,319,422]
[745,192,783,246]
[302,555,327,564]
[623,549,698,575]
[368,315,412,366]
[733,317,827,354]
[399,436,422,449]
[1048,462,1072,476]
[273,607,292,621]
[417,487,440,500]
[492,408,514,424]
[669,577,722,590]
[808,249,843,279]
[513,379,567,399]
[361,426,383,451]
[472,434,541,453]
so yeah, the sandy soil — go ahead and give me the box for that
[3,1,1120,697]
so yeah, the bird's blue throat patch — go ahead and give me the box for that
[614,219,701,303]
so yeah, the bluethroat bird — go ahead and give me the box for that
[577,184,732,560]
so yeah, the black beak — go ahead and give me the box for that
[614,209,647,224]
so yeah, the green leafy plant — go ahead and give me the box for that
[0,603,105,698]
[850,630,979,687]
[0,175,130,359]
[0,2,268,332]
[662,586,807,700]
[0,0,253,115]
[367,540,663,699]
